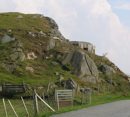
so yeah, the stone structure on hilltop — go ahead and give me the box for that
[70,41,95,54]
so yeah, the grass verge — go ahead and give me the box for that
[40,92,130,117]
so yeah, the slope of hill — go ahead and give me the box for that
[0,12,129,93]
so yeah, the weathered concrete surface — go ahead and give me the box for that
[51,100,130,117]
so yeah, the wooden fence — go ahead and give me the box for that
[55,90,73,110]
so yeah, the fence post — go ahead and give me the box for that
[8,100,19,117]
[89,91,92,104]
[21,97,29,117]
[33,89,39,116]
[56,90,59,110]
[36,93,55,112]
[3,98,8,117]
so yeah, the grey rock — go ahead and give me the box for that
[10,51,25,61]
[62,50,98,83]
[50,29,65,40]
[45,17,58,29]
[45,17,65,40]
[10,52,20,61]
[51,61,58,66]
[18,52,25,61]
[64,78,77,89]
[28,32,36,37]
[2,62,16,73]
[10,41,25,61]
[1,34,15,43]
[98,63,115,75]
[47,39,56,50]
[39,31,46,37]
[82,76,98,84]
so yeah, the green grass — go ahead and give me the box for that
[0,12,50,32]
[0,12,77,87]
[40,92,130,117]
[0,89,129,117]
[0,99,33,117]
[0,57,78,87]
[0,12,130,117]
[0,12,128,89]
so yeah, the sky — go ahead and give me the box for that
[0,0,130,74]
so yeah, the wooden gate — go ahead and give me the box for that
[55,90,73,110]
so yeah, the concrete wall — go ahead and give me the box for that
[70,41,95,54]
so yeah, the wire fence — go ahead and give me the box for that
[0,97,57,117]
[0,89,92,117]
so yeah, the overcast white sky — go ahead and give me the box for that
[0,0,130,74]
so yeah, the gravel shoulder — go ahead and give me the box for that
[51,100,130,117]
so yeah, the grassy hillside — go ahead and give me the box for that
[0,12,77,87]
[0,12,50,32]
[0,12,129,93]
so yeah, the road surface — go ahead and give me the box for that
[51,100,130,117]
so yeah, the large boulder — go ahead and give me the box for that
[98,63,115,75]
[62,50,98,83]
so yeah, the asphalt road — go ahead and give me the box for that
[51,100,130,117]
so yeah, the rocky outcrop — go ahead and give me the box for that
[2,62,17,73]
[0,12,128,92]
[47,39,56,50]
[62,50,98,83]
[10,41,25,61]
[45,17,65,40]
[61,78,77,89]
[98,63,115,75]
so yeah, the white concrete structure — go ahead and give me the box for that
[70,41,95,54]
